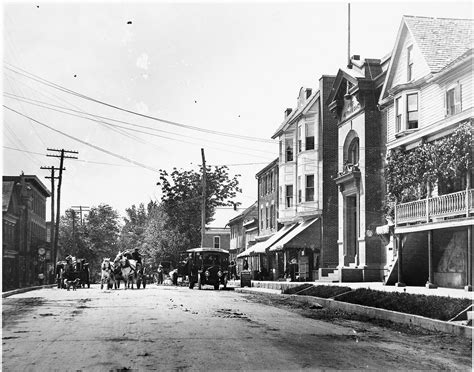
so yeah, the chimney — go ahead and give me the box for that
[305,88,312,99]
[351,55,360,61]
[284,108,292,118]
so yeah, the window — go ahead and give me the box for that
[286,185,293,208]
[446,83,462,116]
[270,205,274,229]
[305,123,315,150]
[260,207,264,230]
[265,206,269,229]
[298,126,302,152]
[305,175,315,202]
[298,176,302,203]
[285,138,293,162]
[407,45,413,81]
[348,138,359,165]
[395,97,402,133]
[279,140,283,161]
[269,172,273,192]
[213,236,220,249]
[406,93,418,129]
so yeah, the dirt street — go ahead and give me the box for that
[2,284,472,371]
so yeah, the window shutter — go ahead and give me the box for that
[455,83,462,113]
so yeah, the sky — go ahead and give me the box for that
[2,0,473,223]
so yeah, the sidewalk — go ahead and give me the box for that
[2,284,56,298]
[229,280,473,299]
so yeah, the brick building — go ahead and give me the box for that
[3,174,51,290]
[327,54,391,282]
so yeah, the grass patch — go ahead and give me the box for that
[283,284,353,298]
[334,288,472,321]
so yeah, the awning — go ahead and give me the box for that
[269,218,320,252]
[236,246,255,258]
[252,223,298,254]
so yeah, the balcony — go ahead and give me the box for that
[395,189,473,228]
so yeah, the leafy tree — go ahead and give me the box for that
[157,165,241,249]
[83,204,121,261]
[58,209,90,261]
[119,202,149,251]
[142,203,189,267]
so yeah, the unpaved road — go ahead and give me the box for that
[2,284,472,371]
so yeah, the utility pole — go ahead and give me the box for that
[40,165,64,266]
[71,206,90,225]
[201,148,206,248]
[71,209,77,251]
[47,148,78,263]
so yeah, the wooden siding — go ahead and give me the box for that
[391,29,430,88]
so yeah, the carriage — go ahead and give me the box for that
[56,256,90,289]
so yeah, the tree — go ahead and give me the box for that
[58,209,90,261]
[83,204,121,261]
[119,202,149,251]
[157,165,241,249]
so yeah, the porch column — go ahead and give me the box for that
[465,225,473,292]
[395,234,405,287]
[426,230,437,289]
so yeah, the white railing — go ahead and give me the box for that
[395,189,473,225]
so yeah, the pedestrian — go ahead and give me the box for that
[157,264,164,285]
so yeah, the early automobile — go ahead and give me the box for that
[186,247,229,290]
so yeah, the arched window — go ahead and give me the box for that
[348,138,359,165]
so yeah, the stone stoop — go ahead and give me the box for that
[317,268,340,283]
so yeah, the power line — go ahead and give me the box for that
[4,62,276,144]
[4,105,161,173]
[4,92,277,156]
[3,146,136,168]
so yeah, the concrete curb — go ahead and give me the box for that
[234,287,473,338]
[2,284,56,298]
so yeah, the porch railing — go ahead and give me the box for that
[395,189,473,226]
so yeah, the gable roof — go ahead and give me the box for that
[404,16,473,73]
[2,181,15,212]
[227,201,257,225]
[271,88,319,139]
[380,15,473,102]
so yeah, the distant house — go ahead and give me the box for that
[202,208,231,250]
[228,202,258,274]
[3,174,51,290]
[378,16,473,289]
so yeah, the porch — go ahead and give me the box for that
[395,189,473,228]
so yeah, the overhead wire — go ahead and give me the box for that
[3,91,277,156]
[4,105,161,173]
[4,62,276,144]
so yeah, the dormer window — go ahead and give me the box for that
[407,45,413,81]
[407,93,418,129]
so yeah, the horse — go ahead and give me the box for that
[100,258,115,290]
[114,252,138,289]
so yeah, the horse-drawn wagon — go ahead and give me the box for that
[56,255,90,289]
